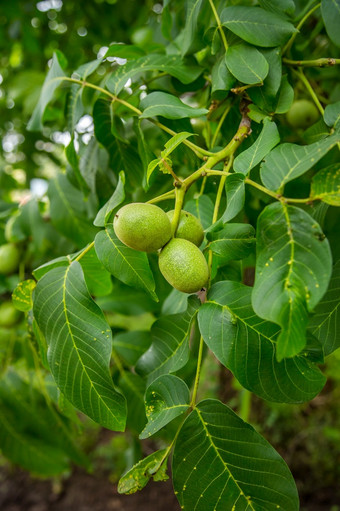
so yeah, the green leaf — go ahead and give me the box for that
[206,224,255,261]
[140,375,190,439]
[134,119,155,189]
[184,195,214,230]
[260,131,340,192]
[65,138,91,196]
[321,0,340,47]
[181,0,204,56]
[259,0,295,16]
[304,118,330,144]
[173,399,299,511]
[0,370,86,476]
[73,58,103,80]
[234,119,280,175]
[198,281,326,403]
[225,44,269,85]
[324,100,340,128]
[12,279,36,312]
[248,48,282,112]
[221,173,245,223]
[136,297,200,384]
[106,54,202,96]
[311,164,340,206]
[33,261,127,431]
[113,330,151,366]
[105,44,146,59]
[79,245,113,297]
[147,132,194,183]
[119,372,146,434]
[221,6,297,47]
[140,92,208,120]
[94,226,157,301]
[33,256,69,280]
[309,260,340,356]
[118,449,169,495]
[27,51,66,131]
[66,83,84,133]
[48,174,98,246]
[211,57,236,99]
[94,171,126,227]
[274,74,294,114]
[252,203,332,360]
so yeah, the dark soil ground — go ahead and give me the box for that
[1,465,339,511]
[0,467,181,511]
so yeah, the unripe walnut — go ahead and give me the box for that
[159,238,209,293]
[114,203,172,252]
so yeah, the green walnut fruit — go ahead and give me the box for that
[159,238,209,293]
[0,243,20,275]
[114,203,172,252]
[286,99,319,129]
[167,210,204,247]
[0,301,22,327]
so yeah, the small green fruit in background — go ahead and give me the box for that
[159,238,209,293]
[0,301,22,327]
[114,203,172,252]
[0,243,20,275]
[167,210,204,247]
[286,99,319,129]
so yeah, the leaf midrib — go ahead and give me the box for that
[195,407,256,510]
[62,264,118,421]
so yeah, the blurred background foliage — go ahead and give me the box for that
[0,1,340,509]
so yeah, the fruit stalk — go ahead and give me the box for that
[170,185,186,236]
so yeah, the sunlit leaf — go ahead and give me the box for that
[27,51,66,131]
[140,92,208,120]
[107,54,202,96]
